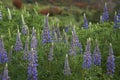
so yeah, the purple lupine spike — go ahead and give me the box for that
[83,13,89,29]
[71,27,82,53]
[32,27,36,37]
[102,3,109,22]
[114,10,120,28]
[82,38,92,69]
[68,44,76,56]
[114,12,119,29]
[48,43,54,61]
[42,15,52,44]
[28,49,38,66]
[14,30,23,51]
[107,43,115,75]
[93,40,101,66]
[72,27,82,48]
[30,35,37,50]
[83,51,92,69]
[23,37,29,60]
[63,54,71,76]
[0,38,8,64]
[28,48,38,80]
[2,64,10,80]
[64,25,69,32]
[0,11,2,20]
[21,24,28,35]
[117,10,120,20]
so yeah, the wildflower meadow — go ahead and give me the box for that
[0,1,120,80]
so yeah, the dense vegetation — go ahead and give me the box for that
[0,1,120,80]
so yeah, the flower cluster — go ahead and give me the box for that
[83,38,92,69]
[114,11,120,29]
[63,54,71,75]
[28,48,38,80]
[83,13,89,29]
[101,3,109,22]
[23,37,29,60]
[48,43,54,61]
[14,30,23,51]
[69,27,82,56]
[0,38,8,64]
[21,24,28,35]
[42,15,52,44]
[30,35,37,50]
[93,40,101,66]
[107,43,115,75]
[2,64,10,80]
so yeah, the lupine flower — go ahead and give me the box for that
[63,54,71,76]
[64,25,69,32]
[107,43,115,75]
[69,26,83,55]
[42,14,52,44]
[7,8,12,20]
[30,35,37,50]
[68,43,76,56]
[14,30,23,51]
[0,38,8,64]
[21,14,28,35]
[21,24,28,35]
[0,11,2,20]
[114,12,119,29]
[72,27,82,49]
[48,43,54,61]
[93,40,101,66]
[56,25,61,39]
[32,27,36,37]
[83,38,92,69]
[114,11,120,28]
[23,37,29,60]
[117,10,120,20]
[2,64,10,80]
[28,48,38,80]
[83,13,89,29]
[101,3,109,22]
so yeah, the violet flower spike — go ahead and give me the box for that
[28,48,38,80]
[83,13,89,29]
[93,40,101,66]
[14,30,23,51]
[63,54,71,76]
[48,43,54,61]
[2,63,10,80]
[23,36,29,60]
[82,38,92,69]
[42,15,52,44]
[107,43,115,75]
[0,38,8,64]
[102,3,109,22]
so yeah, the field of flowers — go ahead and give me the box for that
[0,2,120,80]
